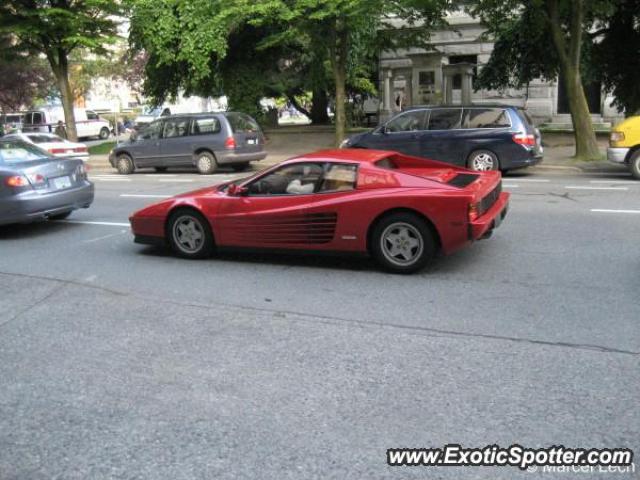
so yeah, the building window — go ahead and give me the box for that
[449,55,477,89]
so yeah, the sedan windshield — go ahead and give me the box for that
[0,141,51,164]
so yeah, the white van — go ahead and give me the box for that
[22,107,111,139]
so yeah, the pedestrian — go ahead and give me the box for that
[54,120,67,139]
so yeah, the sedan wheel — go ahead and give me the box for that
[371,213,436,273]
[468,150,499,171]
[168,211,214,259]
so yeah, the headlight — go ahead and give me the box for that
[339,138,350,148]
[610,131,625,142]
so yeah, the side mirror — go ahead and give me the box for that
[227,183,247,196]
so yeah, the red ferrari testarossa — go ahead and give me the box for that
[129,149,510,273]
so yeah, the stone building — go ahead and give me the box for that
[378,10,622,126]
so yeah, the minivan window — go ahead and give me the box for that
[140,121,162,140]
[463,108,510,129]
[226,113,259,133]
[386,110,427,133]
[162,118,190,138]
[428,108,462,130]
[192,117,221,135]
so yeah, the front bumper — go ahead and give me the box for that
[607,147,629,164]
[0,182,95,226]
[469,192,510,240]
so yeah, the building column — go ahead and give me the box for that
[461,73,473,104]
[381,69,393,122]
[444,74,453,105]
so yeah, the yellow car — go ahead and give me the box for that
[608,116,640,178]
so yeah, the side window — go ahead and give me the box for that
[428,108,462,130]
[32,112,44,125]
[386,110,427,133]
[86,111,98,120]
[162,118,190,138]
[319,164,357,192]
[192,117,221,135]
[23,113,32,124]
[247,163,324,196]
[463,108,510,129]
[140,121,162,140]
[161,108,171,116]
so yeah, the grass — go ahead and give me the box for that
[88,141,116,155]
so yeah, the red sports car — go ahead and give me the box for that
[129,149,510,273]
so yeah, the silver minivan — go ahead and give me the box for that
[109,112,267,174]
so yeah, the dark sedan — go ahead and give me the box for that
[0,140,94,226]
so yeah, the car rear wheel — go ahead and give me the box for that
[167,210,214,259]
[231,163,250,172]
[467,150,499,171]
[371,213,436,274]
[116,154,134,174]
[196,151,217,175]
[629,150,640,179]
[155,167,168,173]
[99,127,110,140]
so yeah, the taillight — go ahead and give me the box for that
[5,175,29,187]
[27,174,46,186]
[49,148,67,154]
[224,136,236,149]
[468,202,479,222]
[75,163,87,178]
[74,147,88,153]
[512,133,535,147]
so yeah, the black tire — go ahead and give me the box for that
[629,150,640,180]
[231,163,250,172]
[116,154,135,175]
[49,211,72,220]
[167,209,215,259]
[195,151,218,174]
[467,149,499,171]
[99,127,110,140]
[370,212,437,274]
[155,167,168,173]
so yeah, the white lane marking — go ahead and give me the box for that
[502,184,519,188]
[61,220,130,227]
[589,180,638,185]
[145,174,177,177]
[505,178,550,183]
[591,209,640,214]
[158,179,194,182]
[92,178,132,182]
[120,194,171,198]
[565,186,628,191]
[82,230,128,244]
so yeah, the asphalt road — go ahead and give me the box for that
[0,166,639,479]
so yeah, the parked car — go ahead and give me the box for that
[22,107,111,140]
[109,112,267,175]
[3,133,89,160]
[129,148,510,273]
[608,115,640,179]
[0,113,24,135]
[0,139,94,226]
[341,105,543,172]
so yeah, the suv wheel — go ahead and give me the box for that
[629,150,640,180]
[196,151,217,175]
[116,154,134,174]
[468,150,499,171]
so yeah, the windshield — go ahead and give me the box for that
[141,106,162,116]
[0,141,51,164]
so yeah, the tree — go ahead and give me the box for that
[471,0,604,160]
[0,0,124,141]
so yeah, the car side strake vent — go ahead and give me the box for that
[479,182,502,216]
[229,212,338,245]
[447,173,479,188]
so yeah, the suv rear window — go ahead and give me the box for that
[463,108,510,129]
[226,113,259,133]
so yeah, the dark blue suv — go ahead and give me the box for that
[342,105,543,172]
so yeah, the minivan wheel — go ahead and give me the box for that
[116,154,135,174]
[370,213,437,274]
[167,210,214,259]
[629,150,640,180]
[468,150,499,171]
[195,151,217,175]
[99,127,110,140]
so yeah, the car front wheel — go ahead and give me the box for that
[371,212,437,273]
[467,150,499,171]
[99,127,110,140]
[116,154,134,174]
[167,210,214,259]
[629,150,640,179]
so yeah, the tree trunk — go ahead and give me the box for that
[310,87,329,124]
[331,19,349,147]
[50,51,78,141]
[561,64,601,160]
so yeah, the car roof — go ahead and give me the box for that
[287,149,397,165]
[404,104,524,111]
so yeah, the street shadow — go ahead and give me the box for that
[0,220,84,240]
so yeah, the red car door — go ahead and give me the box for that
[215,162,328,249]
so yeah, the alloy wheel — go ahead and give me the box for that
[380,222,424,267]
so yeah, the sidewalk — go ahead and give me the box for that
[87,129,628,175]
